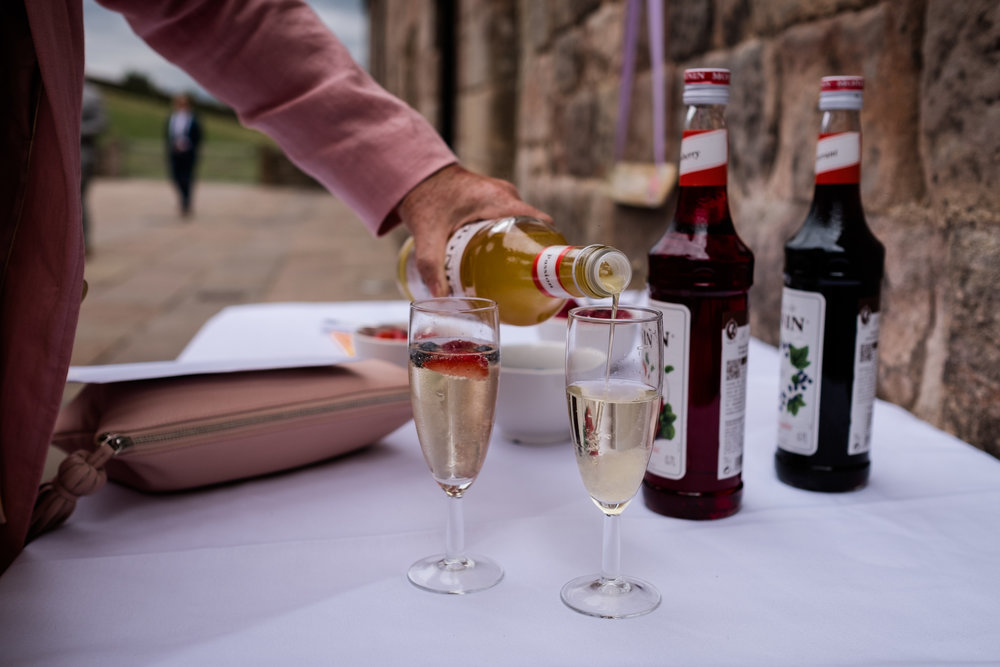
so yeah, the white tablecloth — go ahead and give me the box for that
[3,301,999,666]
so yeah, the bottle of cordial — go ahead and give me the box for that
[643,68,755,520]
[774,76,885,492]
[397,217,632,326]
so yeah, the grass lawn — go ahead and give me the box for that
[98,87,273,183]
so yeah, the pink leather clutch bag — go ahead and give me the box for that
[31,360,412,539]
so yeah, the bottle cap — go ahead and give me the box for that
[580,246,632,298]
[683,68,730,106]
[819,76,863,111]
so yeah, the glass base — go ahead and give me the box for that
[560,574,660,619]
[407,553,503,595]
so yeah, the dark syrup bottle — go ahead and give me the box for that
[775,76,885,492]
[643,69,754,520]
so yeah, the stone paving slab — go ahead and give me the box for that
[75,179,407,369]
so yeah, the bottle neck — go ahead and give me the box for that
[533,245,631,300]
[814,109,862,188]
[808,108,865,224]
[675,103,732,227]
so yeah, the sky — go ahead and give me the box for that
[82,0,368,98]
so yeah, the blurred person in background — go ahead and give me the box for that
[165,93,202,218]
[0,0,549,574]
[80,80,107,252]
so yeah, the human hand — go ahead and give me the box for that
[395,164,552,296]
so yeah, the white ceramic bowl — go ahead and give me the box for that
[352,323,408,368]
[496,342,571,445]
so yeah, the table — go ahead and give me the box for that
[3,301,999,666]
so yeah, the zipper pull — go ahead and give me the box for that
[98,432,133,454]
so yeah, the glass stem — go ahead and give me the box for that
[600,513,622,583]
[445,495,466,563]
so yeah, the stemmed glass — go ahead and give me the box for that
[407,297,503,594]
[562,305,664,618]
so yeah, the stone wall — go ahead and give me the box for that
[369,0,1000,458]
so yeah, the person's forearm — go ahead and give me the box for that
[100,0,456,233]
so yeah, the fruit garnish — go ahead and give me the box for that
[361,324,407,340]
[577,307,632,320]
[374,328,407,340]
[554,299,580,318]
[441,339,481,353]
[424,353,490,380]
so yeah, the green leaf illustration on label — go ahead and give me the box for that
[786,394,806,416]
[789,344,810,371]
[658,402,677,440]
[657,364,677,440]
[781,344,812,416]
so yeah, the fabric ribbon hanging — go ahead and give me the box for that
[608,0,676,208]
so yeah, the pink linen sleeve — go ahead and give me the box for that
[98,0,457,235]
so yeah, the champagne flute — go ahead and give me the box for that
[562,305,663,618]
[407,297,503,594]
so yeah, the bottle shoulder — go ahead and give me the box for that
[784,222,884,287]
[648,229,754,293]
[650,225,754,262]
[786,213,884,258]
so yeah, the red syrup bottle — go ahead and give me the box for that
[775,76,885,492]
[643,69,755,520]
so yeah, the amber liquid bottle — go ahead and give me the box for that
[397,217,632,326]
[643,69,755,520]
[775,76,885,492]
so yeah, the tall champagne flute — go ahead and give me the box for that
[407,297,503,594]
[562,305,663,618]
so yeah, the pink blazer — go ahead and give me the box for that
[1,0,455,572]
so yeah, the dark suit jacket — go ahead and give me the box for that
[166,111,202,158]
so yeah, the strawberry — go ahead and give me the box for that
[441,339,480,353]
[554,299,580,318]
[578,307,632,320]
[423,353,490,380]
[373,327,407,340]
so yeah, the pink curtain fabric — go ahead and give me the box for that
[1,0,87,573]
[1,0,455,573]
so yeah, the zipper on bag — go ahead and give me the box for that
[97,389,410,455]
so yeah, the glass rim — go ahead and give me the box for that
[567,304,661,324]
[410,296,498,314]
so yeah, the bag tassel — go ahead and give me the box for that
[28,441,115,542]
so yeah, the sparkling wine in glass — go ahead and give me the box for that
[562,305,663,618]
[407,297,503,594]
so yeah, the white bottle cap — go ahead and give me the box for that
[819,76,864,111]
[683,68,730,106]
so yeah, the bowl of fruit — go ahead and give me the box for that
[352,323,409,368]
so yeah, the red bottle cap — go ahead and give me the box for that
[821,76,864,92]
[683,68,730,106]
[684,69,731,85]
[819,76,864,110]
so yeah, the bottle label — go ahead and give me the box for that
[777,288,826,456]
[679,129,728,187]
[531,246,574,298]
[645,299,690,480]
[718,311,749,479]
[849,301,880,454]
[403,249,432,300]
[815,132,860,184]
[442,220,493,295]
